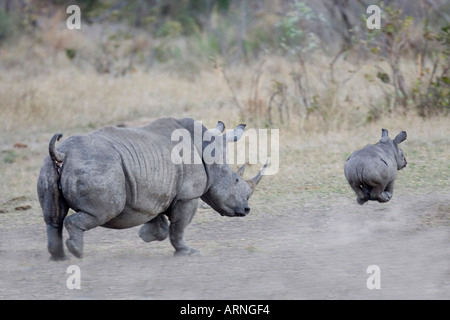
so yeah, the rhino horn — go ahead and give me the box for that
[225,124,246,142]
[248,160,269,190]
[237,164,246,177]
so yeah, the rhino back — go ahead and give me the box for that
[59,126,182,226]
[96,126,182,212]
[345,145,396,187]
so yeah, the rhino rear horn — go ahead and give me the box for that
[225,124,246,142]
[393,131,407,145]
[248,160,269,190]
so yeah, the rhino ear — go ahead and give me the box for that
[381,128,389,138]
[209,121,225,136]
[225,124,246,142]
[394,131,407,145]
[237,164,246,177]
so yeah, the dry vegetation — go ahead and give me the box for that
[0,0,449,209]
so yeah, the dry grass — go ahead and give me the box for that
[249,115,450,212]
[0,16,442,138]
[0,52,424,136]
[0,28,449,213]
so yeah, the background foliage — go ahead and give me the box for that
[0,0,449,131]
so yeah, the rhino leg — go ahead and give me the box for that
[64,211,102,258]
[383,181,394,200]
[38,157,69,260]
[349,183,369,205]
[370,185,391,203]
[138,214,169,242]
[46,221,67,261]
[168,198,199,256]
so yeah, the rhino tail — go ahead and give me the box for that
[49,133,65,164]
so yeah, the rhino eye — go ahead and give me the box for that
[235,178,239,183]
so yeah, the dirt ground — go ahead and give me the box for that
[1,189,449,300]
[1,118,449,300]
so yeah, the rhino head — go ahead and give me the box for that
[200,121,267,217]
[380,128,407,170]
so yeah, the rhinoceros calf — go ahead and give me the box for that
[37,117,267,260]
[344,129,407,205]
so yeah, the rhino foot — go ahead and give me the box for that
[173,248,200,257]
[66,238,83,258]
[357,197,368,205]
[378,191,392,203]
[138,215,169,242]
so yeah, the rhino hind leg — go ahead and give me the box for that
[349,183,369,205]
[370,185,391,203]
[138,214,169,242]
[64,211,102,258]
[383,181,394,201]
[38,157,69,260]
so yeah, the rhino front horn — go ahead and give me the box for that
[248,160,269,190]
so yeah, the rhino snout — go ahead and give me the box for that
[234,206,250,217]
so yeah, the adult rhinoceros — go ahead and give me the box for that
[37,117,267,260]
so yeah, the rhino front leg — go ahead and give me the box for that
[168,198,199,256]
[138,214,169,242]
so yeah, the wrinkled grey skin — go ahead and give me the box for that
[344,129,407,205]
[37,117,266,260]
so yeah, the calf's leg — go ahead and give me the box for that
[370,185,391,203]
[349,183,369,205]
[381,181,394,201]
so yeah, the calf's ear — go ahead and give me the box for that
[381,128,389,137]
[394,131,407,145]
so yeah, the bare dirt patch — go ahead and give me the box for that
[1,191,449,300]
